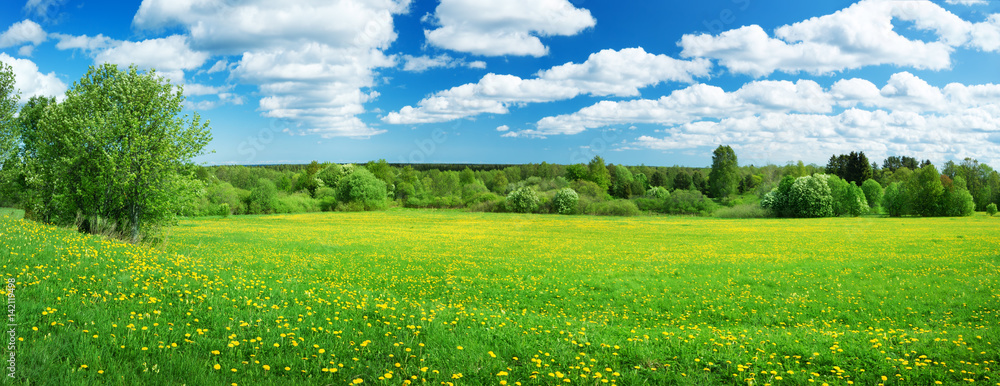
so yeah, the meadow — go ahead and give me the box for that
[2,209,999,385]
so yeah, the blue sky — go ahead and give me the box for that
[1,0,999,167]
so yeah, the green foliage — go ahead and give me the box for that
[218,203,230,217]
[336,167,387,211]
[825,151,872,185]
[672,171,692,191]
[274,192,321,214]
[490,172,509,194]
[247,178,278,214]
[941,186,975,217]
[586,156,611,191]
[584,199,640,216]
[609,164,634,199]
[708,145,739,198]
[27,64,211,241]
[789,175,833,218]
[662,189,717,215]
[713,203,771,218]
[882,182,907,217]
[909,165,944,216]
[0,61,17,166]
[505,187,539,213]
[987,203,998,216]
[552,188,579,215]
[644,186,670,200]
[861,179,883,209]
[828,175,869,217]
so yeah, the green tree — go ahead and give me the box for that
[29,64,211,241]
[586,156,611,191]
[692,170,708,194]
[987,202,998,216]
[789,175,833,218]
[609,164,634,199]
[0,62,19,202]
[564,163,588,181]
[336,167,387,210]
[673,171,692,191]
[908,165,944,216]
[552,188,579,215]
[881,182,907,217]
[860,179,883,209]
[708,145,739,198]
[506,187,539,213]
[490,171,509,194]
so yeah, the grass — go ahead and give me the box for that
[3,210,999,385]
[0,207,24,219]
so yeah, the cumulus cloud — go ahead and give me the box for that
[945,0,986,5]
[0,53,68,99]
[132,0,411,138]
[92,35,210,83]
[679,0,1000,77]
[424,0,595,57]
[496,125,509,132]
[0,20,47,56]
[527,72,1000,165]
[384,47,711,124]
[23,0,66,22]
[401,54,486,72]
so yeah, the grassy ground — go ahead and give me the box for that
[3,210,998,385]
[0,207,24,219]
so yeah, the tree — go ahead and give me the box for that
[881,182,907,217]
[552,188,579,214]
[506,187,539,213]
[789,175,833,218]
[825,152,872,185]
[490,172,508,194]
[708,145,738,198]
[650,169,667,187]
[0,62,19,200]
[828,175,868,216]
[860,179,883,210]
[692,170,708,194]
[586,156,611,191]
[673,171,692,191]
[609,164,634,199]
[29,64,211,242]
[882,156,918,173]
[336,167,387,210]
[987,203,998,216]
[908,165,944,216]
[565,163,588,182]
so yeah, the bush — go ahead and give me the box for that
[570,179,605,198]
[941,187,975,217]
[273,192,320,214]
[585,199,640,216]
[829,175,869,217]
[644,186,670,200]
[633,197,662,212]
[247,178,278,214]
[336,167,387,210]
[218,203,230,217]
[506,187,539,213]
[987,203,998,216]
[789,174,833,218]
[714,203,771,218]
[861,179,883,209]
[552,188,579,214]
[663,189,717,215]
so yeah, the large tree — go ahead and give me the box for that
[586,156,611,191]
[0,62,18,175]
[825,151,872,185]
[708,145,738,198]
[30,64,212,242]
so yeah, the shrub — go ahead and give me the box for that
[633,197,662,212]
[789,174,833,218]
[713,203,771,218]
[336,167,387,211]
[987,203,998,216]
[274,192,321,213]
[644,186,670,200]
[829,175,869,217]
[506,187,539,213]
[585,199,640,216]
[552,188,579,214]
[941,187,975,217]
[247,178,278,214]
[663,189,716,215]
[218,203,230,217]
[570,179,605,198]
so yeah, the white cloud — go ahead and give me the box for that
[424,0,595,57]
[496,125,509,132]
[132,0,411,138]
[401,54,486,72]
[52,33,114,51]
[206,60,229,74]
[527,72,1000,166]
[384,47,711,124]
[679,0,1000,77]
[0,53,67,100]
[93,35,209,83]
[0,20,47,51]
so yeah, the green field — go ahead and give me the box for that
[3,210,999,385]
